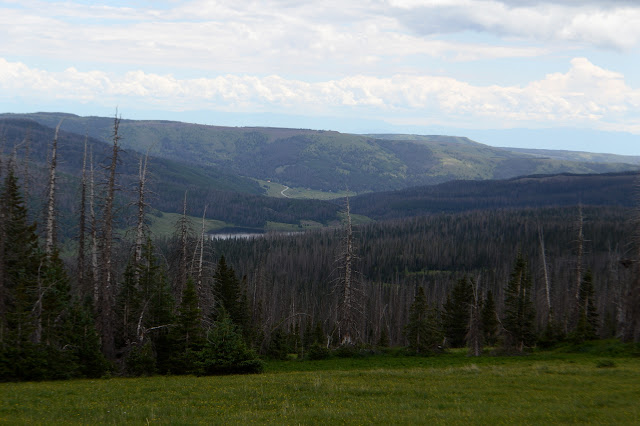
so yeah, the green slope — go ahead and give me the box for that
[3,112,638,195]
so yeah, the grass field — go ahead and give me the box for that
[2,347,640,424]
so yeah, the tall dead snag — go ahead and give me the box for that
[44,120,63,258]
[467,277,482,357]
[334,196,364,346]
[538,225,552,324]
[76,137,88,297]
[572,204,585,330]
[99,114,121,358]
[172,191,194,303]
[191,204,210,311]
[21,129,31,208]
[133,146,153,282]
[89,147,100,305]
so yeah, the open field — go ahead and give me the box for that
[2,348,639,424]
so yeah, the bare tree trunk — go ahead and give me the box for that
[45,120,63,258]
[133,147,152,283]
[195,205,208,298]
[538,225,552,324]
[175,190,191,301]
[22,129,30,209]
[573,204,585,330]
[335,196,363,345]
[100,114,121,358]
[77,137,88,297]
[89,147,100,305]
[467,277,482,356]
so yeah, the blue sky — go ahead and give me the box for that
[1,0,639,155]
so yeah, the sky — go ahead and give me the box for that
[1,0,639,155]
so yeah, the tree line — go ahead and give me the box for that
[1,117,639,381]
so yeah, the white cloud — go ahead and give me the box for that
[0,0,563,78]
[389,0,640,50]
[2,57,638,132]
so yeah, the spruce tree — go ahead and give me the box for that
[168,278,203,374]
[443,276,473,348]
[574,270,598,342]
[503,253,536,352]
[481,290,499,346]
[404,286,442,354]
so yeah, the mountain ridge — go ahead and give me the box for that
[2,112,637,195]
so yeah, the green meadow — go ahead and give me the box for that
[2,348,639,425]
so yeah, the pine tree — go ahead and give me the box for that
[443,276,473,348]
[503,253,536,352]
[213,256,249,332]
[1,166,40,349]
[574,270,598,342]
[168,278,203,374]
[404,286,442,354]
[481,290,499,347]
[196,312,263,375]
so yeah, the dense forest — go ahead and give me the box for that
[1,117,639,382]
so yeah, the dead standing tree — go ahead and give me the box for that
[98,114,122,359]
[44,120,63,258]
[333,196,365,346]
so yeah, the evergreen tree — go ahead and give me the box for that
[168,278,204,374]
[503,253,536,352]
[196,312,263,375]
[481,290,499,346]
[443,276,473,348]
[404,287,442,354]
[574,270,598,342]
[213,256,249,332]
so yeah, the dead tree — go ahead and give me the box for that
[333,196,364,346]
[76,137,88,297]
[467,277,482,357]
[21,129,31,208]
[99,114,121,358]
[538,225,552,325]
[172,191,194,302]
[89,146,100,305]
[572,204,586,330]
[133,146,153,281]
[44,120,63,258]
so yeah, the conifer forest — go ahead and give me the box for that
[1,116,640,382]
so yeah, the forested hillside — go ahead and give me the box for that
[3,112,637,194]
[2,114,640,383]
[207,205,636,347]
[0,118,343,231]
[350,172,637,220]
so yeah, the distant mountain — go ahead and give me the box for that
[502,147,640,165]
[2,112,637,194]
[349,172,638,221]
[0,118,343,232]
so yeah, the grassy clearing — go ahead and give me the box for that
[147,211,228,237]
[257,179,355,200]
[2,350,639,424]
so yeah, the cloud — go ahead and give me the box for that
[0,0,569,78]
[389,0,640,50]
[2,57,638,132]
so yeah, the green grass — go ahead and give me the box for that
[257,179,356,200]
[147,211,228,237]
[2,350,639,424]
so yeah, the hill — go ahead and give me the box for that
[0,118,343,232]
[2,112,638,194]
[349,172,638,220]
